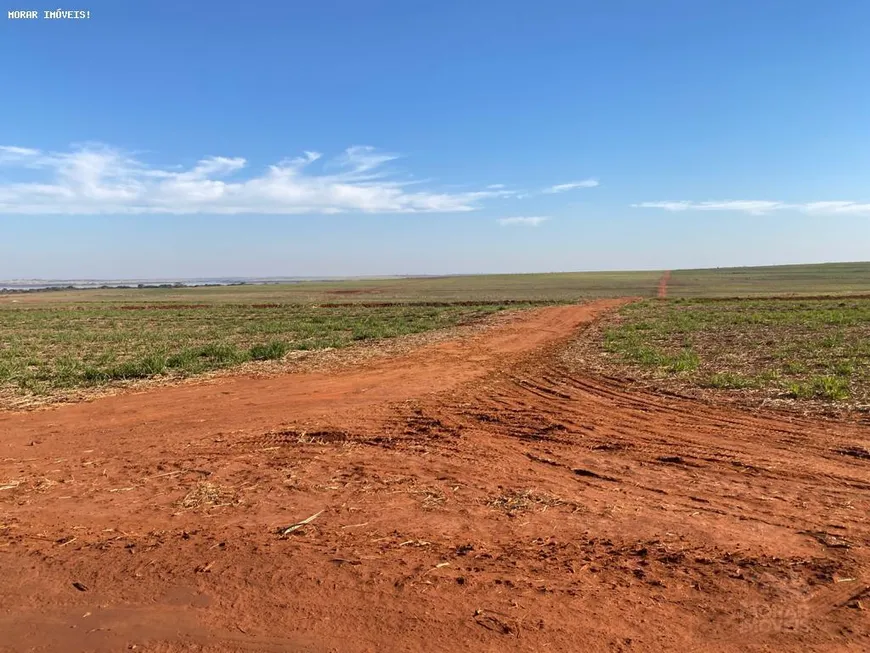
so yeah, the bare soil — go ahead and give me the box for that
[658,271,671,298]
[1,300,868,652]
[0,306,524,411]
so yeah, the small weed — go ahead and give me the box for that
[667,349,699,373]
[783,360,808,374]
[787,376,850,401]
[249,341,290,361]
[635,347,664,366]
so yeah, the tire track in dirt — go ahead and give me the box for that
[0,301,625,449]
[1,298,869,652]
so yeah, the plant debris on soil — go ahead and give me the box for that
[564,297,870,418]
[485,488,575,515]
[178,482,239,510]
[0,302,537,410]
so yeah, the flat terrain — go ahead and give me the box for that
[667,262,870,298]
[0,302,522,408]
[4,262,868,307]
[1,269,668,409]
[2,264,869,651]
[5,262,868,409]
[569,297,870,416]
[0,270,663,305]
[1,299,869,652]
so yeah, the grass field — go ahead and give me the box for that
[2,262,869,409]
[4,262,868,307]
[595,298,870,410]
[6,270,666,406]
[0,302,518,403]
[0,270,663,305]
[667,262,870,297]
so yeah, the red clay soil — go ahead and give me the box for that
[658,271,671,298]
[1,300,869,652]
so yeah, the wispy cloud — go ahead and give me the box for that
[543,179,599,193]
[0,143,520,215]
[801,201,870,215]
[633,200,870,216]
[0,146,41,162]
[497,216,549,226]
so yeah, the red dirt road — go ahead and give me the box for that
[658,271,671,298]
[1,300,869,652]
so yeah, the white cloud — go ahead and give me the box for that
[0,143,520,215]
[633,200,870,216]
[543,179,599,193]
[497,216,549,226]
[802,201,870,215]
[0,146,41,162]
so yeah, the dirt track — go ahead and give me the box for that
[1,300,868,652]
[658,271,671,298]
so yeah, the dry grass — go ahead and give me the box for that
[411,486,448,510]
[178,482,239,509]
[486,489,571,515]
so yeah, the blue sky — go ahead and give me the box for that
[1,0,869,279]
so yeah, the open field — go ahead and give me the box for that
[0,302,522,406]
[1,300,869,652]
[1,264,870,650]
[0,271,663,409]
[4,261,868,306]
[0,270,663,305]
[567,297,870,416]
[667,262,870,298]
[2,262,867,409]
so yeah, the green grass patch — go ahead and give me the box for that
[248,341,291,361]
[787,376,850,401]
[0,302,524,402]
[600,298,870,405]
